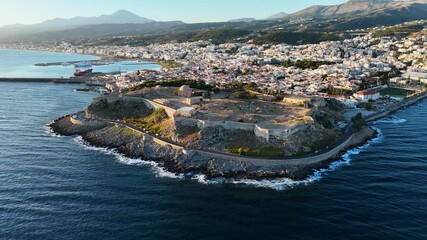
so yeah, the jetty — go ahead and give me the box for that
[0,77,89,84]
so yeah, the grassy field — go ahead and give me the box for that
[228,146,284,158]
[380,88,414,97]
[124,108,169,135]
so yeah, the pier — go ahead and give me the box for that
[0,77,89,84]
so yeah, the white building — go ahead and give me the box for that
[354,89,381,102]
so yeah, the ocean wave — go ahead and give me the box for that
[43,122,63,138]
[72,128,384,191]
[375,116,407,124]
[73,136,184,179]
[191,127,384,191]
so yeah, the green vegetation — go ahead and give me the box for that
[380,88,414,98]
[351,113,367,132]
[371,71,396,85]
[273,59,336,70]
[102,28,252,46]
[223,82,258,91]
[131,79,218,92]
[371,23,425,38]
[228,146,284,158]
[233,91,257,99]
[315,114,334,129]
[124,108,169,135]
[357,102,374,111]
[222,82,259,99]
[156,60,183,69]
[324,86,353,96]
[191,29,252,44]
[88,98,151,119]
[359,71,399,90]
[123,127,139,136]
[252,31,340,45]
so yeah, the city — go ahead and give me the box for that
[0,0,426,239]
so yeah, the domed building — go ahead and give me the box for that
[178,85,192,98]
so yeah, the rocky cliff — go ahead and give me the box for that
[49,116,377,181]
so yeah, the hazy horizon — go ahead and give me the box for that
[0,0,347,27]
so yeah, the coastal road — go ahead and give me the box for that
[83,114,355,165]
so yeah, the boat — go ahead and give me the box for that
[74,61,92,68]
[74,69,93,77]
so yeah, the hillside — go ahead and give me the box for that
[1,1,426,43]
[0,10,154,40]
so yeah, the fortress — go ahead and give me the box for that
[136,87,315,143]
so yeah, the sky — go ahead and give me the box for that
[0,0,347,27]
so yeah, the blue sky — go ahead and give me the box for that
[0,0,347,26]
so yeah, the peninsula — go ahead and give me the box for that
[31,19,427,181]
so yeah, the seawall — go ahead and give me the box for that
[0,78,88,84]
[366,91,427,122]
[194,134,353,169]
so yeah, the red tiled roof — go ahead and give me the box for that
[356,89,378,95]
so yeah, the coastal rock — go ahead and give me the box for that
[49,116,379,181]
[347,126,377,149]
[49,116,109,136]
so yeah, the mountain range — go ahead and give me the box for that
[0,0,425,42]
[274,0,426,19]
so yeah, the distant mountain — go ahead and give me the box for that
[0,10,154,39]
[330,1,427,30]
[287,0,426,19]
[266,12,289,20]
[0,2,425,44]
[3,10,152,30]
[263,0,427,30]
[1,21,186,42]
[35,10,153,30]
[228,18,256,23]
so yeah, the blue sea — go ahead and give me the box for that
[0,49,159,78]
[0,50,426,239]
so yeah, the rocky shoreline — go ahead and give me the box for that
[49,115,377,181]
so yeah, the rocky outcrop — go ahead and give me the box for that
[49,116,109,136]
[49,114,379,181]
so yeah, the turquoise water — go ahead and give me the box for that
[0,50,426,239]
[0,49,159,78]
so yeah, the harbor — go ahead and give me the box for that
[0,77,88,84]
[34,59,155,67]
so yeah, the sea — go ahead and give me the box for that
[0,50,426,240]
[0,49,159,78]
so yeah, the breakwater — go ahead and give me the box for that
[366,90,427,122]
[0,77,88,84]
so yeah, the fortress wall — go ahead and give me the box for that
[141,99,177,118]
[194,134,353,169]
[122,125,185,151]
[70,116,85,125]
[254,125,270,141]
[175,116,312,142]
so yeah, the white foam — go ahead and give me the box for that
[43,122,63,138]
[200,127,385,191]
[73,136,184,179]
[191,174,224,185]
[375,116,407,124]
[72,127,384,191]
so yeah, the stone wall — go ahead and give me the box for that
[194,134,353,169]
[141,98,177,118]
[70,115,85,125]
[142,97,313,142]
[174,116,311,142]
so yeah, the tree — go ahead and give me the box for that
[351,113,367,132]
